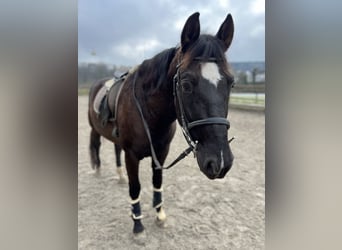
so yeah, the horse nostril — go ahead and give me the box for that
[206,159,220,175]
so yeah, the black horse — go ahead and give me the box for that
[88,12,235,234]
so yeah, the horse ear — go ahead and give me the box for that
[181,12,200,53]
[216,14,234,51]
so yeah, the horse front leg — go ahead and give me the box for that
[125,151,144,234]
[152,146,170,227]
[152,165,167,226]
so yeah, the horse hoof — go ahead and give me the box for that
[155,217,167,228]
[133,226,145,234]
[155,207,167,228]
[133,220,145,234]
[93,168,101,176]
[118,177,127,184]
[91,163,101,171]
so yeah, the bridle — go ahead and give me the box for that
[172,56,231,154]
[133,55,233,170]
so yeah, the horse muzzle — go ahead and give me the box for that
[196,143,234,179]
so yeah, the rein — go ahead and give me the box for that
[133,56,233,171]
[132,72,163,170]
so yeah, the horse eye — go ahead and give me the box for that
[182,81,193,93]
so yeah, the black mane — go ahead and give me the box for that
[137,47,177,94]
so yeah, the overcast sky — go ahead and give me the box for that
[78,0,264,66]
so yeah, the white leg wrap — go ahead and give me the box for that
[131,197,143,220]
[131,196,140,204]
[131,213,143,220]
[154,202,163,209]
[153,186,163,192]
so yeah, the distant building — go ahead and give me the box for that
[255,72,265,82]
[245,70,253,83]
[230,61,265,84]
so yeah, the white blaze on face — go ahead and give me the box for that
[201,62,222,87]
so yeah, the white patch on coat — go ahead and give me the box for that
[201,62,222,87]
[157,207,166,221]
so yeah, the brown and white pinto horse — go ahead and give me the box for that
[88,12,235,234]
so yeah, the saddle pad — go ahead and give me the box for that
[93,79,110,114]
[104,78,115,88]
[93,77,125,114]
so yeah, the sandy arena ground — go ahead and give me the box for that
[78,96,265,249]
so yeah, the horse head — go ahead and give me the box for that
[174,12,235,179]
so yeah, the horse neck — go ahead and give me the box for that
[134,52,178,126]
[145,73,176,126]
